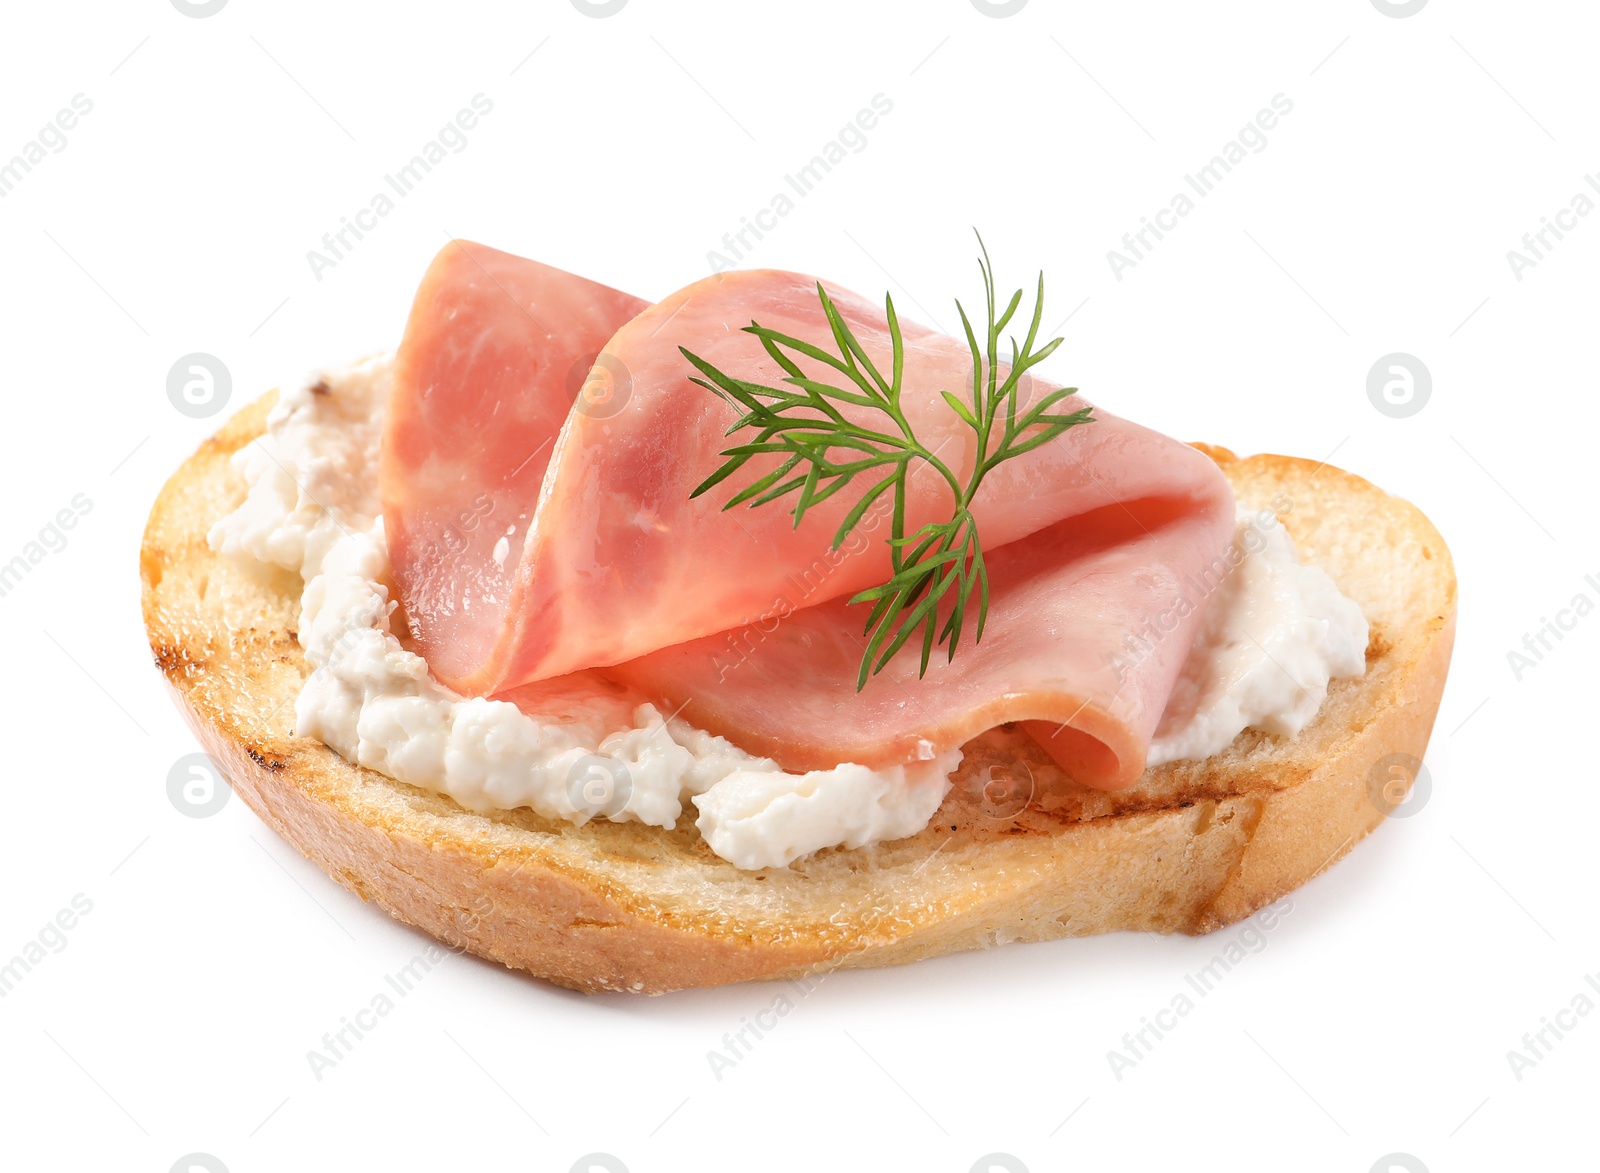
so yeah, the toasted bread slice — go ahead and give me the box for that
[141,394,1456,993]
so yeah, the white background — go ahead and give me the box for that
[0,1,1593,1170]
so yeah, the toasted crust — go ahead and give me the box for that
[140,398,1456,993]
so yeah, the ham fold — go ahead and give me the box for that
[382,244,1236,789]
[381,242,648,686]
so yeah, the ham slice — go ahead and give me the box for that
[385,256,1236,789]
[381,241,648,686]
[461,271,1233,694]
[610,498,1227,788]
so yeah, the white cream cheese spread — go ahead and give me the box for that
[208,356,957,870]
[1148,507,1369,766]
[209,356,1366,870]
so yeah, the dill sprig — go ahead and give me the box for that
[683,235,1094,689]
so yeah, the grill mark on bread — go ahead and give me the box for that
[247,746,286,773]
[152,643,194,674]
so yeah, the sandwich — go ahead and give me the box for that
[141,238,1456,993]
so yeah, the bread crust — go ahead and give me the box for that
[141,397,1457,993]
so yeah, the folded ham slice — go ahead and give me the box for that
[383,251,1236,789]
[381,242,648,686]
[610,498,1227,788]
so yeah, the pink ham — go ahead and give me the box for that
[611,497,1228,788]
[385,257,1236,789]
[463,270,1233,699]
[381,241,649,687]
